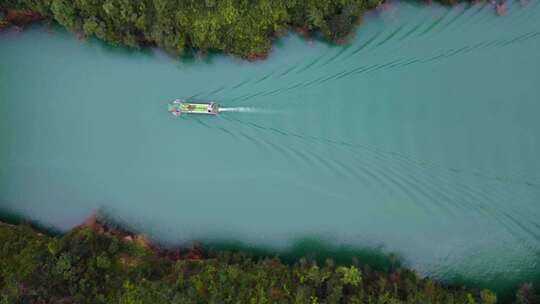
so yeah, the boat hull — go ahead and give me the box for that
[168,99,219,116]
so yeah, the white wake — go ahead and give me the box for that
[219,107,264,113]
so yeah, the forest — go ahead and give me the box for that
[2,0,419,59]
[1,220,538,304]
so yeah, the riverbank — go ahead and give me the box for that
[1,1,538,302]
[0,0,506,59]
[0,215,536,303]
[0,9,45,30]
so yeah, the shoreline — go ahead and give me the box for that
[0,1,534,302]
[0,0,507,60]
[0,213,537,303]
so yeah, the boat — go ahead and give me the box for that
[168,99,219,116]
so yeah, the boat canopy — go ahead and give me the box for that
[168,99,219,116]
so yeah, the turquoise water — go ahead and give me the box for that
[1,0,540,295]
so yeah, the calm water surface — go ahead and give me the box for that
[1,0,540,295]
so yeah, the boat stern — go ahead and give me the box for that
[208,102,219,114]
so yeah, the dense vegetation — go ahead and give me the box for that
[3,0,387,58]
[1,221,538,304]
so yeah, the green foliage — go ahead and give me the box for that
[2,223,534,304]
[0,11,5,27]
[337,265,362,286]
[480,289,497,304]
[1,0,386,58]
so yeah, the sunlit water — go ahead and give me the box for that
[1,0,540,296]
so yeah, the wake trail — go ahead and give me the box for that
[219,107,274,114]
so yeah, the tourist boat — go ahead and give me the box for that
[168,99,219,116]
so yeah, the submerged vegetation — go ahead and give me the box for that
[0,219,538,304]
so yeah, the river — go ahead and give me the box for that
[1,0,539,298]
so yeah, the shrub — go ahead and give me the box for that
[2,222,532,304]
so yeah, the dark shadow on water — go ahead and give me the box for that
[203,237,402,272]
[92,38,155,58]
[178,48,197,65]
[0,207,63,237]
[93,208,401,272]
[177,48,222,66]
